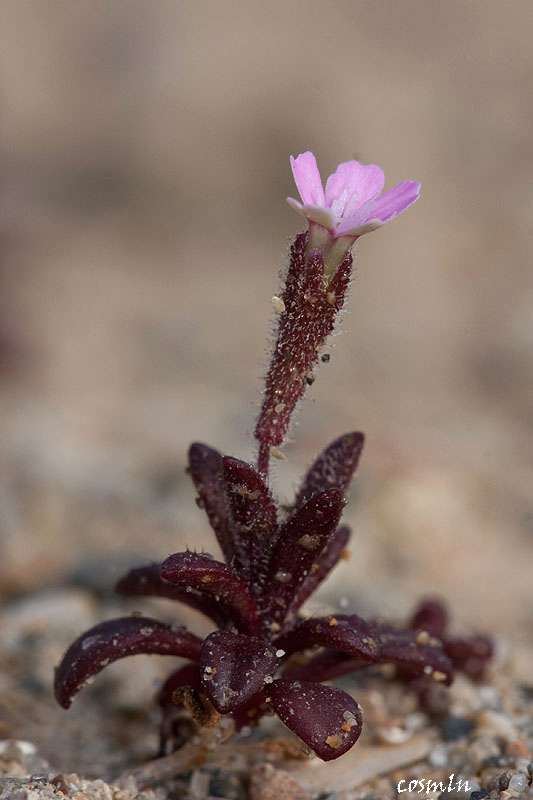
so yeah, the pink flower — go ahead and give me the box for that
[287,151,420,238]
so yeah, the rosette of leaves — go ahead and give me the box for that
[55,434,453,761]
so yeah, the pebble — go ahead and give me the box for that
[477,710,518,742]
[429,744,448,767]
[376,724,412,745]
[0,767,159,800]
[506,739,530,758]
[404,712,427,732]
[478,685,501,709]
[0,742,36,758]
[190,769,211,799]
[208,768,246,799]
[249,765,310,800]
[439,715,475,742]
[507,772,528,793]
[0,740,50,780]
[470,738,503,770]
[515,757,532,774]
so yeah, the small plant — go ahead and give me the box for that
[54,153,484,762]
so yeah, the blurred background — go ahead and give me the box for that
[0,1,532,642]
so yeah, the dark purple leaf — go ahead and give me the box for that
[409,598,449,638]
[444,635,493,680]
[157,662,201,708]
[269,679,362,761]
[278,616,453,686]
[408,598,492,679]
[231,689,272,729]
[54,617,202,709]
[376,625,453,686]
[222,456,277,586]
[116,563,225,626]
[160,552,259,634]
[200,630,279,713]
[188,443,234,562]
[157,663,203,757]
[294,432,364,509]
[283,649,368,683]
[276,614,380,661]
[255,233,353,449]
[262,489,345,628]
[288,525,351,615]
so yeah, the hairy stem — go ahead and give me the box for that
[257,441,270,479]
[255,233,353,453]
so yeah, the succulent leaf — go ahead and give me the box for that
[188,443,234,562]
[288,525,351,615]
[443,635,493,679]
[276,613,379,661]
[262,489,345,627]
[157,662,201,708]
[160,551,259,634]
[409,598,449,638]
[54,617,202,708]
[269,678,362,761]
[116,563,225,625]
[294,432,364,509]
[282,649,367,683]
[222,456,277,586]
[278,615,453,685]
[200,630,279,713]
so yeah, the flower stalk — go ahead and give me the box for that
[254,232,353,466]
[255,151,420,478]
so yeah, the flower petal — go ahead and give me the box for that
[336,180,420,237]
[200,631,278,713]
[365,180,421,222]
[262,489,345,628]
[188,443,234,563]
[160,552,259,634]
[269,679,362,761]
[116,563,225,626]
[325,161,384,215]
[290,152,325,206]
[335,216,384,237]
[286,198,337,231]
[294,432,365,510]
[54,617,202,709]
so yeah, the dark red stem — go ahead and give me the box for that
[257,441,270,479]
[254,232,353,453]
